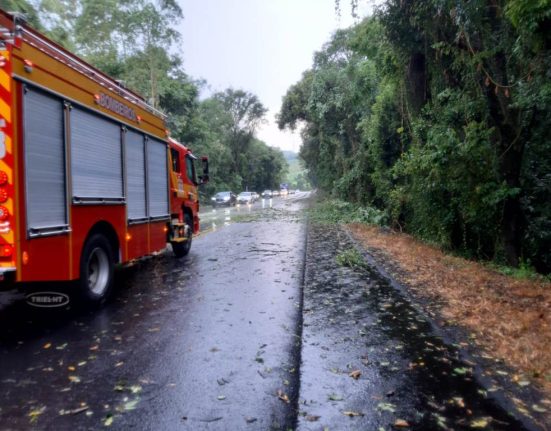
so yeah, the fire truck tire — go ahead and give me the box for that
[78,234,114,304]
[172,214,193,258]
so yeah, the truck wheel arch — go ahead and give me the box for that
[81,221,121,266]
[182,206,195,233]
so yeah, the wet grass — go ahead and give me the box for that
[335,248,366,269]
[488,261,551,282]
[306,198,386,225]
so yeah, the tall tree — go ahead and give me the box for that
[0,0,42,30]
[213,89,267,175]
[282,2,551,271]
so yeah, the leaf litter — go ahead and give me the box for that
[349,223,551,421]
[277,389,290,403]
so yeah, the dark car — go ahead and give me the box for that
[211,191,236,207]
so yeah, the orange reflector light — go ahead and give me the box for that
[163,226,168,233]
[0,206,8,221]
[125,233,132,241]
[0,55,6,68]
[136,115,142,123]
[0,171,7,185]
[0,188,7,203]
[23,59,33,72]
[0,244,12,257]
[22,251,29,264]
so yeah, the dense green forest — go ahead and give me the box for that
[279,0,551,273]
[0,0,288,199]
[3,0,549,272]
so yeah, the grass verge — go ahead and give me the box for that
[348,223,551,416]
[306,198,387,225]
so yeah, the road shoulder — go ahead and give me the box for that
[346,223,550,430]
[298,222,536,430]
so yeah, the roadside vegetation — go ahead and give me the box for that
[3,0,288,200]
[335,247,366,269]
[279,0,551,275]
[308,185,551,410]
[292,1,551,415]
[307,198,387,225]
[349,223,551,416]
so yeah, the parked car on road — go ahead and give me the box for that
[237,191,255,204]
[280,188,289,196]
[272,190,280,197]
[262,189,272,198]
[211,191,236,207]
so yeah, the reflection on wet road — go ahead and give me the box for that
[199,193,307,233]
[0,194,309,430]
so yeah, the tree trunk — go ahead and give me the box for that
[483,11,524,266]
[406,52,428,116]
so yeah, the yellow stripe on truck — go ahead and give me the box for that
[4,134,11,154]
[0,97,11,123]
[0,69,9,92]
[0,49,14,258]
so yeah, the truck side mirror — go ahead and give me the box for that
[200,156,209,184]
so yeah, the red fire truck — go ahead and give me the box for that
[0,10,208,303]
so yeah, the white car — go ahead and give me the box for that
[237,191,255,204]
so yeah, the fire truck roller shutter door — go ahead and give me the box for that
[125,131,147,221]
[24,88,68,233]
[71,107,123,200]
[146,138,168,218]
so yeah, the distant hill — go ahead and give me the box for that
[282,151,298,163]
[283,151,311,190]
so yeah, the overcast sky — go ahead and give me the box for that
[178,0,378,152]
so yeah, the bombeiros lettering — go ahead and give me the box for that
[95,92,138,122]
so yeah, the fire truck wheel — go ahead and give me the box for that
[172,214,193,258]
[79,234,114,304]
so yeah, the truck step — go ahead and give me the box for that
[171,237,189,243]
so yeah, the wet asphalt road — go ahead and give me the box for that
[0,192,538,430]
[0,194,308,430]
[198,196,281,233]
